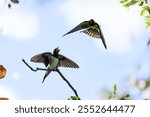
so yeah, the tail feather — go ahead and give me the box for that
[101,33,107,49]
[99,28,107,49]
[42,70,51,83]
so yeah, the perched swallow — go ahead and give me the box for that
[0,65,7,79]
[30,47,79,83]
[62,19,107,49]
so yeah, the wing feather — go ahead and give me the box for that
[81,23,107,49]
[58,54,79,68]
[30,52,53,67]
[62,21,90,37]
[82,28,100,38]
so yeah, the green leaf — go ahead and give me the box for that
[70,96,80,100]
[146,80,150,88]
[123,0,141,8]
[138,1,144,6]
[141,9,146,16]
[120,0,150,28]
[144,0,148,4]
[145,15,150,21]
[108,84,117,99]
[113,84,117,95]
[141,6,150,16]
[120,0,129,4]
[119,94,131,100]
[145,21,150,27]
[143,6,150,14]
[108,92,113,99]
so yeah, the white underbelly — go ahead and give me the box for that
[48,58,59,70]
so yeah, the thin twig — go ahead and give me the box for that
[56,69,80,100]
[22,59,81,100]
[22,59,38,71]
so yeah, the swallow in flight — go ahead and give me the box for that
[62,19,107,49]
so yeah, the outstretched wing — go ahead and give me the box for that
[58,54,79,68]
[81,23,107,49]
[30,52,53,67]
[62,21,90,37]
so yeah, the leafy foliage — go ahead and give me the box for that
[119,94,130,100]
[109,84,130,100]
[68,96,80,100]
[109,84,117,99]
[120,0,150,27]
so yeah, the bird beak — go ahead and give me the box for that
[57,47,61,52]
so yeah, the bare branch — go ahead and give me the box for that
[22,59,81,100]
[56,69,80,100]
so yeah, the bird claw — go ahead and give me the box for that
[52,68,57,71]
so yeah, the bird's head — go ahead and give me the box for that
[53,47,60,55]
[89,19,95,25]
